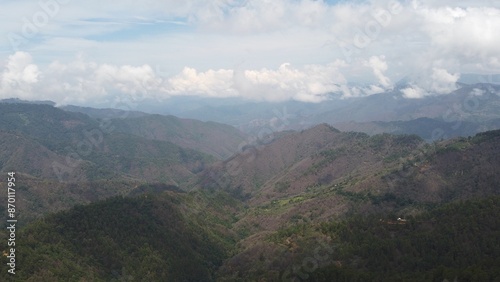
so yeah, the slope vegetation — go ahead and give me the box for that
[1,102,499,281]
[198,126,500,280]
[0,103,218,226]
[0,193,233,281]
[63,105,247,160]
[0,103,215,183]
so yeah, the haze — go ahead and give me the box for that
[1,0,499,107]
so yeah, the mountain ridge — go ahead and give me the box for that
[1,98,499,281]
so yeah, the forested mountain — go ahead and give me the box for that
[224,197,500,281]
[0,191,239,281]
[2,0,499,279]
[0,103,239,182]
[200,124,500,207]
[199,125,500,280]
[0,103,222,224]
[0,101,499,281]
[332,117,500,142]
[62,105,248,160]
[136,83,500,134]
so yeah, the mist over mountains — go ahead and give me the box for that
[1,79,500,280]
[60,82,500,142]
[1,0,500,279]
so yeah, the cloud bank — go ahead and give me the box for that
[0,0,499,105]
[0,52,350,104]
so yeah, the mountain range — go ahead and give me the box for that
[0,83,499,281]
[126,83,500,133]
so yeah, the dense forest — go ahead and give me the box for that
[0,194,229,281]
[0,103,499,281]
[313,197,500,281]
[1,195,498,281]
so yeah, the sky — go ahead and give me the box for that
[0,0,499,106]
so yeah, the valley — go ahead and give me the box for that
[1,0,500,280]
[0,93,499,281]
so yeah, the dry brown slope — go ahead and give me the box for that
[214,130,500,280]
[198,124,422,201]
[106,114,248,160]
[199,128,499,245]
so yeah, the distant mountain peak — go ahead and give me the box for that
[458,73,500,85]
[308,123,341,133]
[0,98,56,106]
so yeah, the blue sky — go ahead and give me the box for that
[0,0,499,105]
[83,18,192,42]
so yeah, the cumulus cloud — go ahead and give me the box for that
[362,84,386,96]
[1,1,499,104]
[3,52,39,83]
[417,6,500,58]
[409,5,500,83]
[38,56,162,105]
[0,52,351,104]
[401,85,429,99]
[430,67,460,94]
[0,52,165,105]
[166,61,348,102]
[0,52,40,100]
[240,62,345,102]
[167,67,236,97]
[365,55,391,88]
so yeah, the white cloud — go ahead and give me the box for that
[1,1,500,104]
[0,52,166,105]
[430,67,460,94]
[365,55,391,88]
[401,85,428,99]
[167,61,348,102]
[362,84,386,95]
[470,88,485,96]
[240,62,345,102]
[0,52,40,99]
[0,52,350,104]
[167,67,236,98]
[3,52,40,84]
[417,6,500,57]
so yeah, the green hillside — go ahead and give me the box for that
[0,103,216,183]
[200,127,500,280]
[218,197,500,281]
[332,117,500,142]
[62,105,248,160]
[0,102,219,228]
[0,193,234,281]
[1,102,499,281]
[0,103,99,153]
